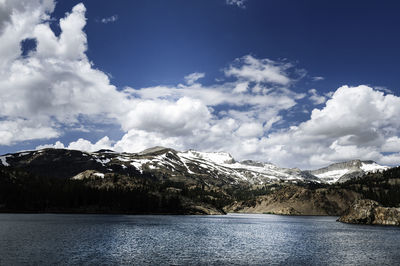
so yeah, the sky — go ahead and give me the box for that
[1,0,400,169]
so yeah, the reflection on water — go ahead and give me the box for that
[0,213,399,265]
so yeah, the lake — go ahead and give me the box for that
[0,213,399,265]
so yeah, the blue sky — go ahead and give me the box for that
[0,0,400,168]
[59,0,400,89]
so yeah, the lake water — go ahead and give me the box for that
[0,213,399,265]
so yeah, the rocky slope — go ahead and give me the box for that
[225,185,362,215]
[338,199,400,226]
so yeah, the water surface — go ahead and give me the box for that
[0,213,399,265]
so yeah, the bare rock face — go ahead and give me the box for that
[225,185,362,216]
[338,199,400,226]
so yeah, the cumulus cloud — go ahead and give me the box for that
[1,1,307,153]
[121,97,212,135]
[3,1,308,164]
[6,1,400,169]
[0,1,128,144]
[259,85,400,168]
[37,136,113,152]
[0,119,59,145]
[38,85,400,168]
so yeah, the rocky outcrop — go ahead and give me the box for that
[225,185,362,216]
[338,199,400,226]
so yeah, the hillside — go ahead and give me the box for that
[0,147,397,217]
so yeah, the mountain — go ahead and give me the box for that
[0,148,390,186]
[308,160,389,183]
[0,147,319,215]
[0,147,319,186]
[0,147,398,219]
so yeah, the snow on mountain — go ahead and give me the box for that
[0,155,10,166]
[0,147,391,185]
[0,147,317,185]
[176,150,317,183]
[309,160,389,183]
[360,161,388,172]
[182,150,235,164]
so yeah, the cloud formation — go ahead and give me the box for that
[308,89,327,105]
[43,85,400,169]
[260,85,400,168]
[184,72,205,85]
[2,1,400,169]
[0,1,128,144]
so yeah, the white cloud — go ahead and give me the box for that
[308,88,327,105]
[8,1,400,170]
[38,85,400,169]
[0,1,128,145]
[100,15,118,24]
[226,0,247,8]
[36,141,65,150]
[259,85,400,168]
[114,130,183,153]
[0,0,54,69]
[225,55,292,85]
[381,136,400,153]
[374,86,393,94]
[235,122,263,138]
[232,82,248,93]
[121,97,212,135]
[184,72,205,85]
[0,1,308,152]
[68,136,113,152]
[312,76,324,81]
[37,136,113,152]
[0,119,58,145]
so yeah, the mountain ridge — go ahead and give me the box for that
[0,147,399,221]
[0,147,389,185]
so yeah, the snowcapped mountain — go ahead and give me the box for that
[308,160,389,183]
[0,147,389,185]
[0,147,317,186]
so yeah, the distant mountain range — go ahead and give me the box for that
[1,147,398,223]
[0,146,389,185]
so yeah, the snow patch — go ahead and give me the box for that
[361,162,389,173]
[117,156,130,162]
[130,159,152,173]
[0,156,10,166]
[314,169,350,183]
[93,173,105,178]
[181,150,234,165]
[95,158,111,165]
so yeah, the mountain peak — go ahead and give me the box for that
[183,150,235,164]
[310,159,389,183]
[138,146,175,156]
